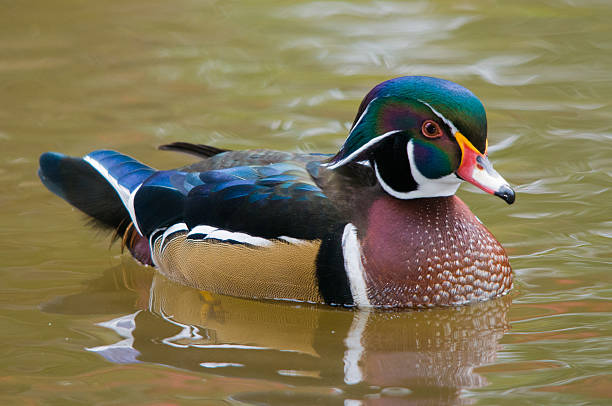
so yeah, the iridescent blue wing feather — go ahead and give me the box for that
[40,150,341,246]
[84,150,155,195]
[182,163,339,240]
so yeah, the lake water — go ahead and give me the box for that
[1,0,611,404]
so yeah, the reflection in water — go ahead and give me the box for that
[44,261,510,405]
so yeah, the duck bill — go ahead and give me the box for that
[455,132,515,204]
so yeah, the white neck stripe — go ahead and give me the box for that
[341,223,371,308]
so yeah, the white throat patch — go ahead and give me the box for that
[374,139,461,200]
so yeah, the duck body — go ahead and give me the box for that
[39,76,515,308]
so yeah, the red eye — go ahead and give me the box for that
[421,120,443,138]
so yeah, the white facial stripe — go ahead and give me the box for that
[417,99,459,135]
[326,130,402,169]
[324,94,392,170]
[341,223,371,308]
[374,141,461,200]
[330,97,461,170]
[407,140,462,197]
[351,97,377,133]
[374,161,417,199]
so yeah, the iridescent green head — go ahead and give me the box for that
[328,76,514,204]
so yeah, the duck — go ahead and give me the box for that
[38,76,515,308]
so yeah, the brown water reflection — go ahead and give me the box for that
[45,261,510,405]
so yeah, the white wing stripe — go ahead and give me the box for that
[83,154,144,235]
[187,225,218,237]
[160,223,188,250]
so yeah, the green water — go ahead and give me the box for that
[1,0,611,404]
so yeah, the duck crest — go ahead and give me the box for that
[39,76,515,308]
[329,76,488,169]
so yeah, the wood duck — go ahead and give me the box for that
[39,76,515,308]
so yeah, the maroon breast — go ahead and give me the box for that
[360,196,512,307]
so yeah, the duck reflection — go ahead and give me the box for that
[44,261,510,405]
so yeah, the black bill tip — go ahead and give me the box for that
[495,185,515,205]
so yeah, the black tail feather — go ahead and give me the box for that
[158,142,229,159]
[38,152,131,237]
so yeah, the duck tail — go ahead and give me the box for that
[38,150,156,265]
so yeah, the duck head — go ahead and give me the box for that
[328,76,515,204]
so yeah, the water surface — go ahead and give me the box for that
[1,0,611,404]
